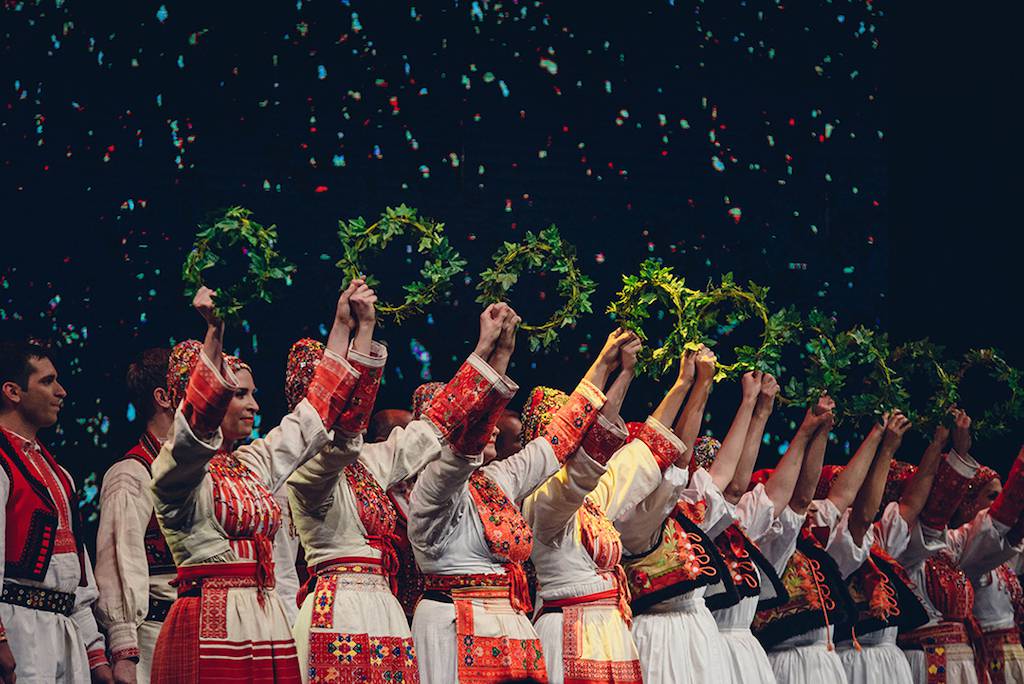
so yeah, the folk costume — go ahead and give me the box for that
[0,426,109,682]
[95,429,176,682]
[148,340,360,683]
[409,379,608,684]
[831,462,927,684]
[525,406,681,684]
[288,341,511,683]
[898,452,1024,684]
[701,446,794,684]
[752,465,870,684]
[616,433,737,684]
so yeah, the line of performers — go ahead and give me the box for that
[2,278,1024,684]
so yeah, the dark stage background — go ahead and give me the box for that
[0,1,1017,543]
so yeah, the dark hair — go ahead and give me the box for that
[0,339,52,395]
[126,347,171,423]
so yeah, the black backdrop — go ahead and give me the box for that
[0,1,1019,543]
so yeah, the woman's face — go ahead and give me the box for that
[954,478,1002,527]
[220,369,259,444]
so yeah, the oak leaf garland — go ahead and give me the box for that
[182,206,296,322]
[335,204,466,323]
[475,225,596,351]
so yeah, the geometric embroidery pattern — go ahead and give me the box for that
[308,632,417,684]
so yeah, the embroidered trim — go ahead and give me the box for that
[335,349,384,435]
[305,352,359,429]
[919,456,975,530]
[307,632,417,684]
[454,597,547,684]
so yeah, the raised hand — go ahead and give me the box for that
[676,349,697,388]
[694,345,718,384]
[334,279,361,331]
[596,328,633,371]
[741,370,762,402]
[496,306,520,353]
[756,373,780,417]
[951,407,973,455]
[931,421,951,448]
[192,285,221,329]
[883,410,912,447]
[350,282,377,325]
[474,303,508,360]
[326,279,360,357]
[349,281,378,354]
[620,333,643,375]
[802,392,836,433]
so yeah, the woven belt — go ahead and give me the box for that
[145,597,174,622]
[1,582,75,616]
[898,621,971,649]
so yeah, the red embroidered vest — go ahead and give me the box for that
[389,487,424,617]
[623,501,733,614]
[343,460,400,589]
[751,529,857,649]
[0,429,86,584]
[121,432,175,576]
[836,547,928,641]
[707,522,788,612]
[925,551,975,622]
[994,563,1024,629]
[466,471,533,611]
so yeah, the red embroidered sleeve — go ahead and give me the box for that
[423,354,504,441]
[305,349,360,428]
[111,646,140,663]
[451,375,516,456]
[631,416,686,471]
[919,451,978,530]
[540,380,605,464]
[88,647,109,669]
[989,455,1024,527]
[0,620,6,641]
[182,353,235,436]
[335,342,386,435]
[580,414,628,466]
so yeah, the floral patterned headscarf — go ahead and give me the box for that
[519,386,569,446]
[412,382,445,420]
[285,338,324,412]
[691,436,723,472]
[166,340,203,407]
[814,464,846,501]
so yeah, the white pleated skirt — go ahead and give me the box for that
[714,595,776,684]
[631,594,734,684]
[836,627,914,684]
[767,626,849,684]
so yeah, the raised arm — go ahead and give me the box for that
[673,345,716,465]
[897,422,950,528]
[726,372,778,503]
[600,332,641,426]
[790,394,836,515]
[709,371,760,492]
[827,416,885,512]
[650,352,694,453]
[849,412,911,545]
[237,282,363,491]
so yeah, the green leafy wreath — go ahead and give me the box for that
[476,225,596,351]
[890,339,960,432]
[679,273,802,381]
[336,204,466,323]
[607,259,696,377]
[956,348,1024,435]
[182,206,296,322]
[784,313,907,421]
